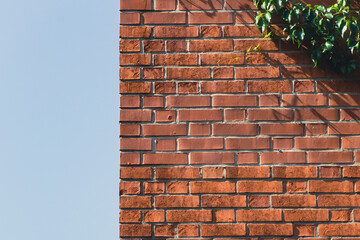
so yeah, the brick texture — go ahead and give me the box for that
[120,0,360,238]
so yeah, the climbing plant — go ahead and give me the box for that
[254,0,360,75]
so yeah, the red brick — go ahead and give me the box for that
[260,123,304,135]
[144,210,165,222]
[120,167,152,179]
[120,40,140,52]
[178,224,199,237]
[167,67,211,79]
[237,152,258,164]
[155,54,198,66]
[226,166,270,178]
[237,209,282,222]
[120,210,141,223]
[154,26,198,38]
[189,12,233,24]
[155,139,176,151]
[235,39,279,51]
[179,138,224,150]
[179,0,223,10]
[120,124,140,136]
[120,152,140,165]
[189,124,210,136]
[120,109,152,122]
[246,53,267,65]
[341,109,360,120]
[344,166,360,177]
[294,80,315,92]
[319,223,360,236]
[143,67,163,79]
[213,123,257,136]
[120,182,141,195]
[120,0,152,10]
[236,67,280,79]
[155,196,199,208]
[331,210,351,221]
[201,26,221,38]
[309,181,353,193]
[189,40,233,52]
[143,40,164,52]
[355,209,360,221]
[329,94,360,106]
[282,94,327,106]
[329,123,360,135]
[201,224,246,237]
[179,109,223,121]
[236,11,256,23]
[308,151,353,163]
[190,181,235,193]
[120,196,152,209]
[167,182,188,194]
[269,53,312,65]
[284,210,329,222]
[155,167,199,179]
[226,137,270,150]
[224,109,245,121]
[214,210,235,222]
[155,110,176,122]
[282,66,326,78]
[143,124,187,136]
[143,153,187,164]
[167,210,212,222]
[317,79,360,92]
[120,54,151,66]
[200,53,244,65]
[248,109,292,121]
[272,195,316,207]
[214,67,234,79]
[318,195,360,207]
[285,181,306,193]
[120,138,152,150]
[248,81,291,93]
[202,195,246,208]
[259,95,280,106]
[120,12,140,24]
[294,225,316,236]
[261,152,306,164]
[144,182,165,194]
[320,166,341,178]
[294,109,339,120]
[155,82,175,93]
[166,40,187,52]
[202,166,223,179]
[143,96,163,108]
[273,138,293,149]
[201,81,244,94]
[120,82,151,93]
[190,152,235,164]
[143,12,185,24]
[225,0,256,9]
[273,166,317,178]
[119,67,140,80]
[306,123,327,135]
[213,95,257,107]
[120,225,151,237]
[295,137,339,149]
[155,0,176,10]
[154,225,175,237]
[224,26,262,37]
[178,82,198,94]
[237,181,282,193]
[120,26,152,38]
[120,95,140,108]
[166,96,210,107]
[248,195,269,207]
[248,224,293,236]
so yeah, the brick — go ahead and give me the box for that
[273,138,293,149]
[120,210,141,223]
[269,53,312,65]
[120,40,140,52]
[167,182,188,194]
[144,182,165,194]
[190,181,235,193]
[120,26,152,38]
[306,123,327,135]
[260,123,304,135]
[248,109,292,121]
[167,210,212,222]
[341,109,360,120]
[143,40,164,52]
[167,67,211,79]
[143,153,188,164]
[294,80,315,92]
[179,109,223,121]
[179,138,223,150]
[144,210,165,222]
[120,138,152,150]
[154,225,175,237]
[282,94,327,106]
[294,225,316,236]
[237,152,258,164]
[261,152,306,164]
[166,40,187,52]
[189,40,233,52]
[201,224,246,236]
[236,67,280,79]
[120,109,152,122]
[120,95,140,108]
[286,181,306,193]
[214,210,235,222]
[120,196,152,209]
[317,80,360,92]
[308,151,353,163]
[259,95,280,106]
[294,109,339,121]
[143,96,163,108]
[282,66,326,78]
[225,0,256,9]
[155,167,199,179]
[120,82,151,93]
[213,67,234,79]
[237,209,282,222]
[178,224,199,237]
[120,0,152,10]
[201,26,221,38]
[284,210,329,221]
[226,166,270,178]
[344,166,360,177]
[155,0,176,10]
[143,124,187,136]
[155,54,198,66]
[309,180,353,193]
[120,54,151,65]
[190,152,235,164]
[202,167,223,179]
[120,152,140,165]
[179,0,223,10]
[120,12,140,24]
[120,167,152,179]
[154,26,198,38]
[329,123,360,135]
[120,124,140,136]
[213,95,257,107]
[166,96,210,107]
[246,53,267,65]
[201,81,244,94]
[226,137,270,150]
[202,195,246,207]
[331,210,351,221]
[155,82,175,93]
[143,67,163,79]
[248,80,291,93]
[155,196,199,208]
[235,39,279,51]
[143,12,186,24]
[237,181,282,193]
[200,53,244,65]
[320,166,341,178]
[295,137,339,149]
[189,12,233,24]
[119,67,140,80]
[273,166,317,178]
[224,26,262,37]
[319,223,360,236]
[318,195,360,207]
[329,94,360,106]
[213,123,257,136]
[272,195,316,207]
[155,139,176,151]
[248,195,269,207]
[248,224,293,236]
[120,225,151,237]
[236,11,256,23]
[355,209,360,221]
[189,124,210,136]
[155,110,176,122]
[224,109,245,121]
[178,82,198,94]
[120,182,141,195]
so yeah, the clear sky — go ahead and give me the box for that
[0,0,118,239]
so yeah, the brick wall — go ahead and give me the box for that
[120,0,360,238]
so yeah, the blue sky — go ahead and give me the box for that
[0,0,118,239]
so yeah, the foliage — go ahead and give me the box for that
[254,0,360,75]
